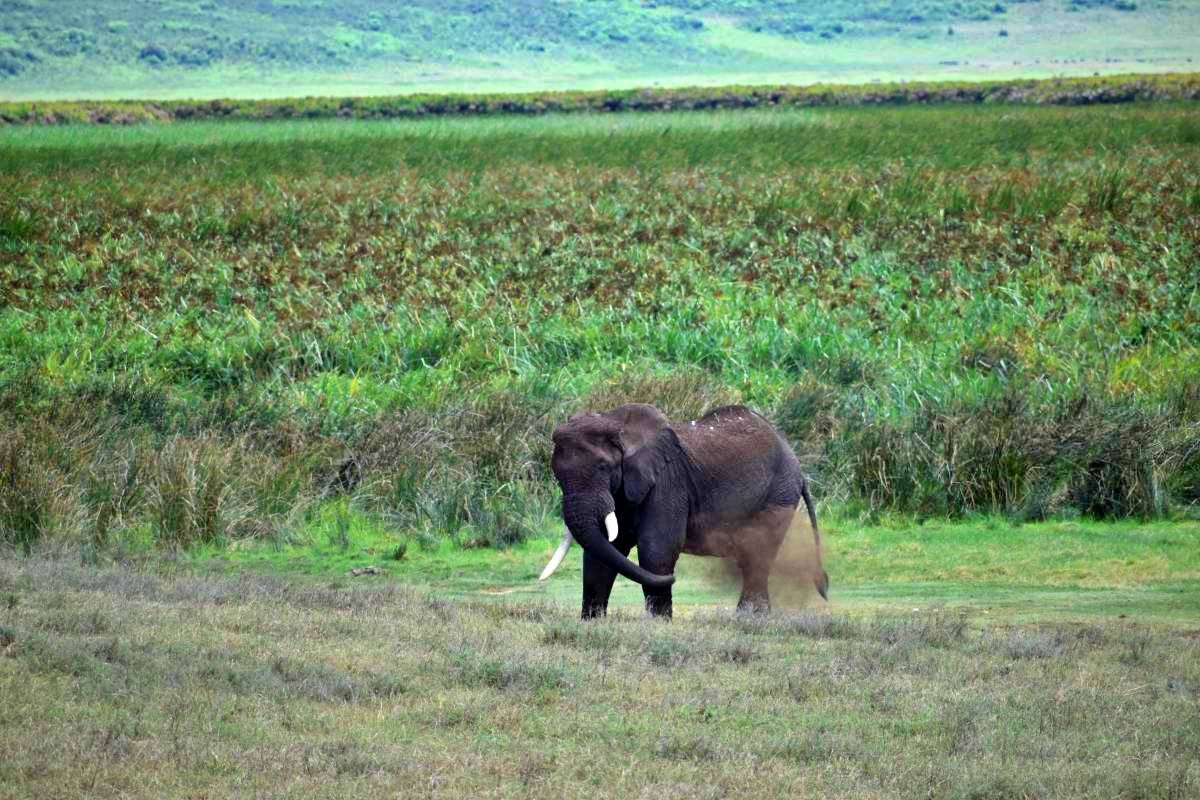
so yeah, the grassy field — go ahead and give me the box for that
[1,547,1197,799]
[1,0,1197,99]
[2,98,1199,797]
[2,102,1199,560]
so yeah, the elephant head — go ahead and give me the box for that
[540,404,675,588]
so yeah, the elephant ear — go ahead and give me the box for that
[606,404,670,504]
[609,404,669,453]
[622,445,659,504]
[622,428,681,504]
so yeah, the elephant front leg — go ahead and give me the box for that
[642,586,673,619]
[638,545,679,620]
[581,549,619,619]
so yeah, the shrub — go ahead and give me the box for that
[773,378,841,465]
[837,385,1194,519]
[451,382,563,485]
[457,484,543,549]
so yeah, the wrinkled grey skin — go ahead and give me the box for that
[550,403,827,619]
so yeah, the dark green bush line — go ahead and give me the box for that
[822,386,1200,520]
[2,369,1198,554]
[2,72,1198,126]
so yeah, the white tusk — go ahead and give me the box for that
[605,512,619,542]
[538,528,573,581]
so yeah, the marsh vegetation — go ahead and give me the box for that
[2,103,1199,557]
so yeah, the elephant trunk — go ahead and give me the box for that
[563,491,674,589]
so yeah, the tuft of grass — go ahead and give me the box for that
[146,436,250,549]
[450,647,572,691]
[1084,163,1132,215]
[583,369,739,422]
[0,421,91,551]
[990,630,1064,660]
[647,635,691,667]
[269,656,407,703]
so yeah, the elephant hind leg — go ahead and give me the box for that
[734,504,793,615]
[736,559,771,614]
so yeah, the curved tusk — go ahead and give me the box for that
[605,512,619,543]
[538,528,574,581]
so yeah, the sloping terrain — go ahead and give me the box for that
[0,0,1196,98]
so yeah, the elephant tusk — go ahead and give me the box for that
[605,512,619,543]
[538,528,574,581]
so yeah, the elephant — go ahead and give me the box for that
[539,402,827,619]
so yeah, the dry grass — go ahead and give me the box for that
[0,408,322,553]
[0,556,1196,799]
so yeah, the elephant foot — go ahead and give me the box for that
[581,603,608,620]
[644,593,673,619]
[736,593,771,616]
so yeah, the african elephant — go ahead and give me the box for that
[539,403,827,619]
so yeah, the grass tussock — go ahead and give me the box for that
[0,424,89,551]
[583,369,740,422]
[839,387,1200,520]
[147,436,251,549]
[0,406,320,553]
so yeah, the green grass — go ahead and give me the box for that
[2,102,1198,561]
[180,504,1200,624]
[4,101,1200,173]
[3,98,1199,795]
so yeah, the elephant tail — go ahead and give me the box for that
[800,479,829,600]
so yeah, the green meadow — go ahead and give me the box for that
[1,545,1197,799]
[189,506,1200,624]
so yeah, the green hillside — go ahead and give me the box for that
[1,0,1196,99]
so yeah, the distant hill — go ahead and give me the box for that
[1,0,1196,100]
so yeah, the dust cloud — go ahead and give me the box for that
[696,512,827,609]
